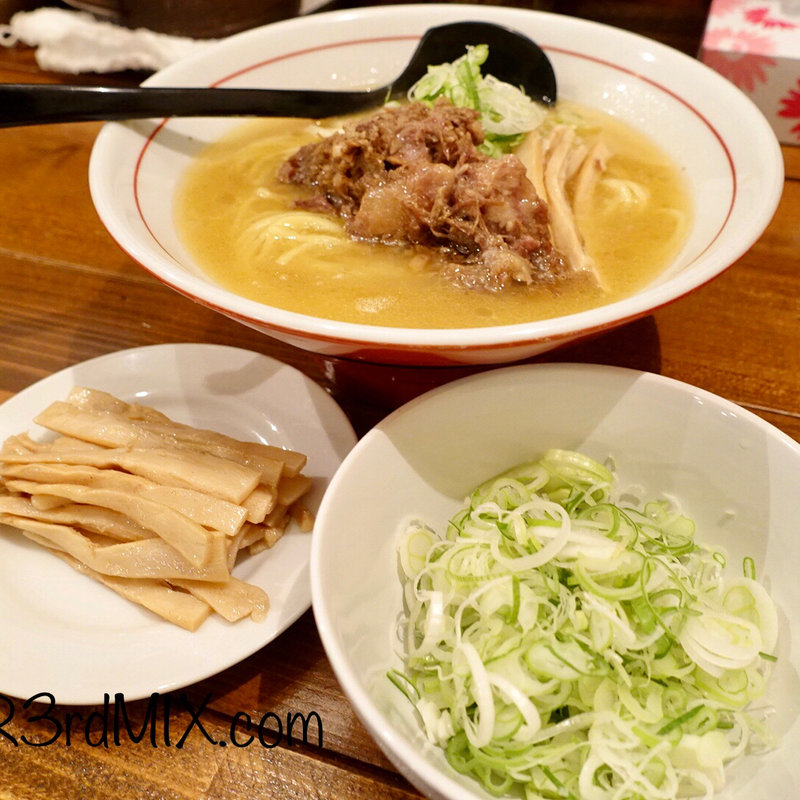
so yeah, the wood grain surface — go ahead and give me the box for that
[0,1,798,796]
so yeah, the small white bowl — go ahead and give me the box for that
[311,363,800,800]
[89,4,783,365]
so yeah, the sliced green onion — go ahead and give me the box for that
[541,764,580,799]
[759,651,778,663]
[386,669,419,703]
[407,43,546,156]
[391,450,779,798]
[657,704,704,735]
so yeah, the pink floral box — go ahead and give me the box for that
[700,0,800,145]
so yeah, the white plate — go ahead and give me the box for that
[0,343,356,705]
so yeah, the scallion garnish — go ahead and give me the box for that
[390,449,779,798]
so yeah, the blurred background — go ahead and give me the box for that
[1,0,714,55]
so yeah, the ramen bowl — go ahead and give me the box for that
[310,362,800,800]
[89,4,783,366]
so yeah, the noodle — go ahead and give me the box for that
[175,101,691,329]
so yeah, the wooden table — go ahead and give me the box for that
[1,1,798,797]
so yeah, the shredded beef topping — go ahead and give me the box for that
[277,98,565,290]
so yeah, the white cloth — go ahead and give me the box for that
[0,8,213,73]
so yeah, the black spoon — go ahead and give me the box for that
[0,21,556,128]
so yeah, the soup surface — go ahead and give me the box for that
[175,101,691,329]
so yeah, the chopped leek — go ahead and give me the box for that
[407,44,546,157]
[392,449,778,799]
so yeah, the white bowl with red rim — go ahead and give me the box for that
[89,3,784,366]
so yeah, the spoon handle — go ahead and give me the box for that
[0,84,388,127]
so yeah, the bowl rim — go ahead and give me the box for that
[310,360,800,799]
[89,3,785,353]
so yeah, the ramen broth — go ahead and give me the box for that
[175,101,691,329]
